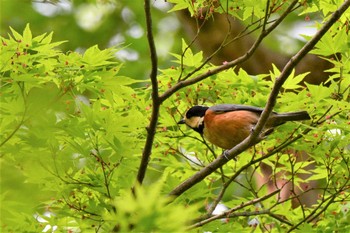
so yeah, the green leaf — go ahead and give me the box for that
[9,26,23,41]
[22,23,32,46]
[283,70,309,90]
[167,0,191,13]
[82,45,117,67]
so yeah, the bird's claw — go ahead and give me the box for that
[223,150,237,161]
[223,150,230,160]
[250,126,255,134]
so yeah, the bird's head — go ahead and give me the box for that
[178,105,209,133]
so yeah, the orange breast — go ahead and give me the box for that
[203,110,259,149]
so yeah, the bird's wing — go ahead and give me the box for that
[209,104,268,114]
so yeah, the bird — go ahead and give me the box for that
[178,104,311,150]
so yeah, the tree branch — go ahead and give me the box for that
[168,0,350,198]
[136,0,160,185]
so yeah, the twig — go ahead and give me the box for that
[178,11,208,81]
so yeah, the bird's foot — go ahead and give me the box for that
[223,150,230,160]
[250,126,255,134]
[223,150,237,161]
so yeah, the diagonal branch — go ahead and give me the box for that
[136,0,160,185]
[168,0,350,198]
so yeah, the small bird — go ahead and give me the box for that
[178,104,310,149]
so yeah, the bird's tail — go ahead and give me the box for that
[272,111,311,126]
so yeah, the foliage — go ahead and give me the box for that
[1,0,350,232]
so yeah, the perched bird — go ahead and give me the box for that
[178,104,310,149]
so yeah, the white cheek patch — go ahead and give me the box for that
[198,117,204,128]
[185,116,203,129]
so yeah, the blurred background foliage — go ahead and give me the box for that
[1,0,182,80]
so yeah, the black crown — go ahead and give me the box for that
[186,106,209,118]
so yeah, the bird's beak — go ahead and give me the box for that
[178,118,185,124]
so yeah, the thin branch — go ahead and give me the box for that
[135,0,160,185]
[189,189,280,229]
[0,114,26,149]
[178,11,209,81]
[168,0,350,199]
[93,146,112,198]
